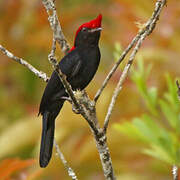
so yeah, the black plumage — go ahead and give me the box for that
[39,14,102,167]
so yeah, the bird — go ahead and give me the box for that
[38,14,102,168]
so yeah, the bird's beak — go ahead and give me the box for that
[89,27,102,33]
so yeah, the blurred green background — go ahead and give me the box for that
[0,0,180,179]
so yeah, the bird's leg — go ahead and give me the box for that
[60,96,81,114]
[72,104,81,114]
[61,96,72,103]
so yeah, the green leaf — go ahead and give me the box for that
[164,75,180,112]
[132,117,159,144]
[113,42,123,62]
[159,99,179,132]
[148,87,157,107]
[113,122,155,143]
[143,144,175,165]
[134,115,176,160]
[131,58,158,116]
[116,57,180,166]
[113,123,145,141]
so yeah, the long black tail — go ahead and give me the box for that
[39,102,64,168]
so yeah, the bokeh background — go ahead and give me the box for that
[0,0,180,179]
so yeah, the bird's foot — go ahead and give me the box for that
[72,104,81,114]
[61,96,81,114]
[61,96,72,103]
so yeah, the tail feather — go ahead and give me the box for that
[39,111,55,167]
[39,100,64,168]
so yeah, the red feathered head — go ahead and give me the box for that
[75,14,102,39]
[69,14,102,52]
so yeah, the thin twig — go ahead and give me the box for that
[94,0,167,103]
[104,36,145,132]
[172,165,178,180]
[94,32,142,102]
[61,96,72,103]
[176,80,180,101]
[173,80,180,180]
[54,140,78,180]
[42,0,70,54]
[55,67,81,110]
[0,45,49,82]
[103,0,167,132]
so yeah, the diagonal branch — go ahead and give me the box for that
[94,0,167,103]
[0,45,49,82]
[172,164,179,180]
[54,139,78,180]
[104,35,145,132]
[103,0,167,132]
[94,31,142,102]
[174,80,180,180]
[176,80,180,101]
[42,0,70,54]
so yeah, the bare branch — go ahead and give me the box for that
[92,129,116,180]
[61,96,72,103]
[173,81,180,180]
[103,0,167,132]
[54,140,78,180]
[176,80,180,101]
[0,45,49,82]
[172,165,179,180]
[104,36,145,132]
[94,32,141,102]
[42,0,70,54]
[55,67,82,110]
[94,0,167,103]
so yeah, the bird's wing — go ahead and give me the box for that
[59,49,82,79]
[39,70,64,114]
[39,49,82,114]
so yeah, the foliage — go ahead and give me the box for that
[113,42,123,62]
[114,58,180,166]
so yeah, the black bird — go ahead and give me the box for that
[39,14,102,167]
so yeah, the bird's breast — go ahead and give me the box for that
[69,47,100,90]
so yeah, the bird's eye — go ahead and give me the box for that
[82,27,87,32]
